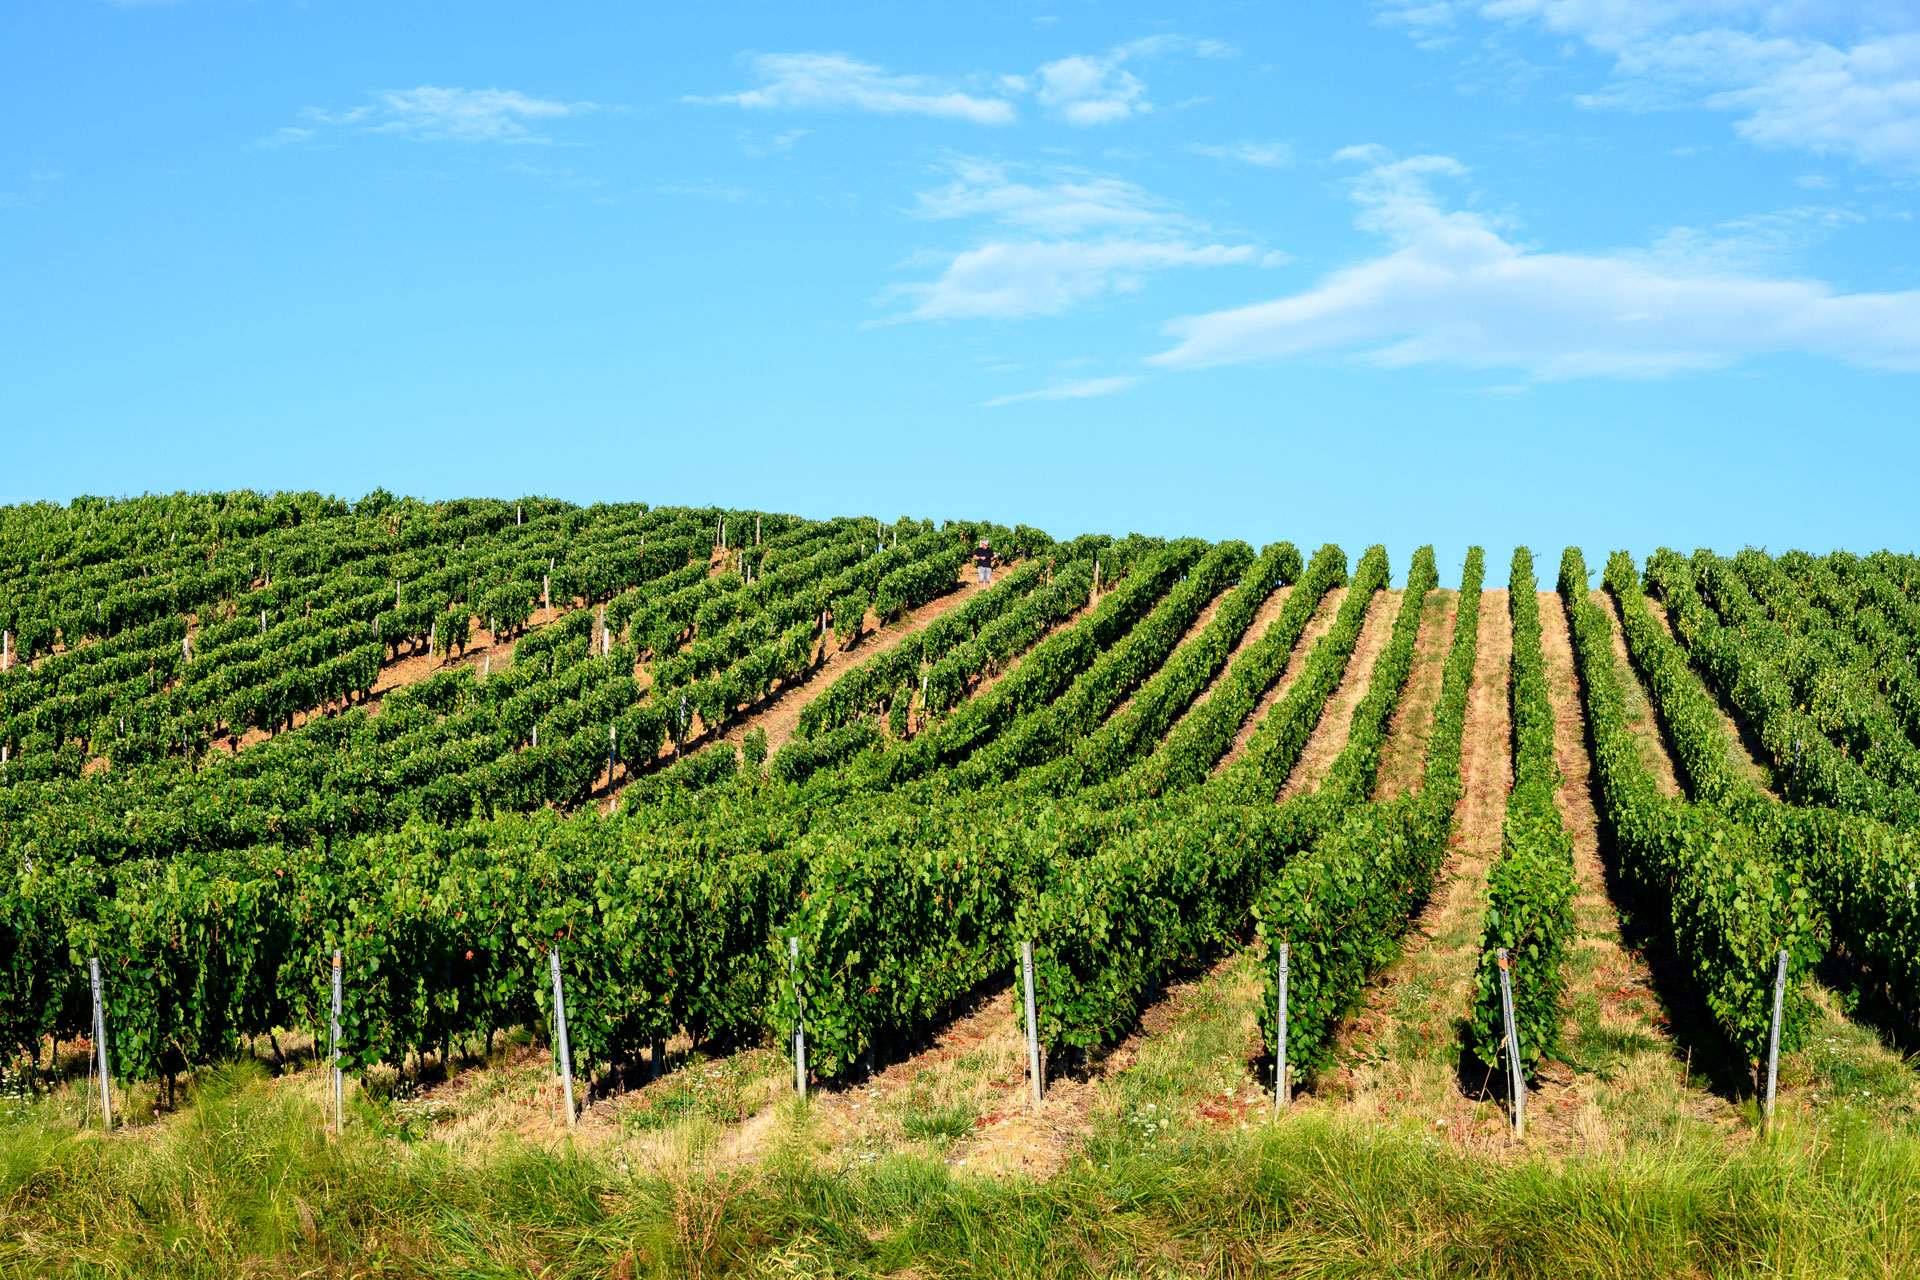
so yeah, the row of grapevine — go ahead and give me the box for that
[1623,554,1920,1035]
[1215,545,1394,803]
[1031,548,1440,1056]
[792,558,1050,742]
[1099,545,1346,803]
[1646,550,1920,827]
[1566,550,1821,1072]
[1781,552,1920,752]
[1023,541,1303,797]
[1470,550,1575,1069]
[1731,551,1920,793]
[1248,548,1475,1081]
[946,542,1256,789]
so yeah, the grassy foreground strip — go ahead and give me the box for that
[7,1063,1914,1278]
[1470,549,1575,1070]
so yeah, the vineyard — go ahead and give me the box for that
[3,492,1920,1275]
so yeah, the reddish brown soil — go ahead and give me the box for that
[1278,588,1401,801]
[1592,590,1683,797]
[1373,589,1460,800]
[1213,586,1344,775]
[1643,597,1777,797]
[1182,584,1292,723]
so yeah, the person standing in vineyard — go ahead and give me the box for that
[974,536,993,585]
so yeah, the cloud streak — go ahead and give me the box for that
[890,159,1265,320]
[984,376,1141,406]
[698,38,1235,129]
[260,87,602,147]
[1385,2,1920,172]
[1151,146,1920,378]
[1190,139,1294,167]
[694,53,1016,124]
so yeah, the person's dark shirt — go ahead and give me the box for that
[974,545,993,567]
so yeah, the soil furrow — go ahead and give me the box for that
[1278,588,1402,801]
[1373,589,1460,800]
[1521,591,1741,1152]
[1643,596,1778,797]
[1213,586,1345,775]
[1593,589,1684,797]
[1291,588,1509,1143]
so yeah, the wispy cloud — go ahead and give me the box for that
[1034,35,1237,126]
[692,53,1017,124]
[0,168,64,209]
[889,158,1265,320]
[911,158,1191,234]
[258,87,603,148]
[697,38,1235,129]
[1190,139,1294,167]
[1151,145,1920,378]
[1383,2,1920,172]
[896,239,1256,320]
[984,375,1141,406]
[737,129,811,158]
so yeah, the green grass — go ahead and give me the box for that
[5,1063,1920,1278]
[900,1101,976,1144]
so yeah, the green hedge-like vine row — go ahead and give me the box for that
[1564,549,1822,1071]
[1251,548,1481,1082]
[1471,549,1575,1070]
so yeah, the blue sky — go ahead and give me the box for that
[4,1,1918,581]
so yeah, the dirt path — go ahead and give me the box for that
[596,565,997,806]
[1277,588,1401,801]
[1643,597,1778,797]
[1373,589,1460,800]
[1519,591,1743,1153]
[733,564,994,759]
[1593,590,1683,797]
[219,608,566,753]
[1181,585,1291,722]
[1214,587,1346,775]
[1298,588,1511,1145]
[1104,582,1235,724]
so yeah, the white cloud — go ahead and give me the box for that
[1395,2,1920,171]
[248,126,316,151]
[1034,35,1236,126]
[1037,55,1149,125]
[264,87,601,147]
[911,158,1190,235]
[1150,147,1920,377]
[0,168,64,208]
[889,158,1266,319]
[1190,139,1295,166]
[737,129,811,158]
[984,375,1142,406]
[699,38,1234,129]
[896,239,1256,320]
[694,53,1016,124]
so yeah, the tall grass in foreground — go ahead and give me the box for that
[2,1060,1918,1278]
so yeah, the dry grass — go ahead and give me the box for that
[1372,588,1459,800]
[1278,587,1402,801]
